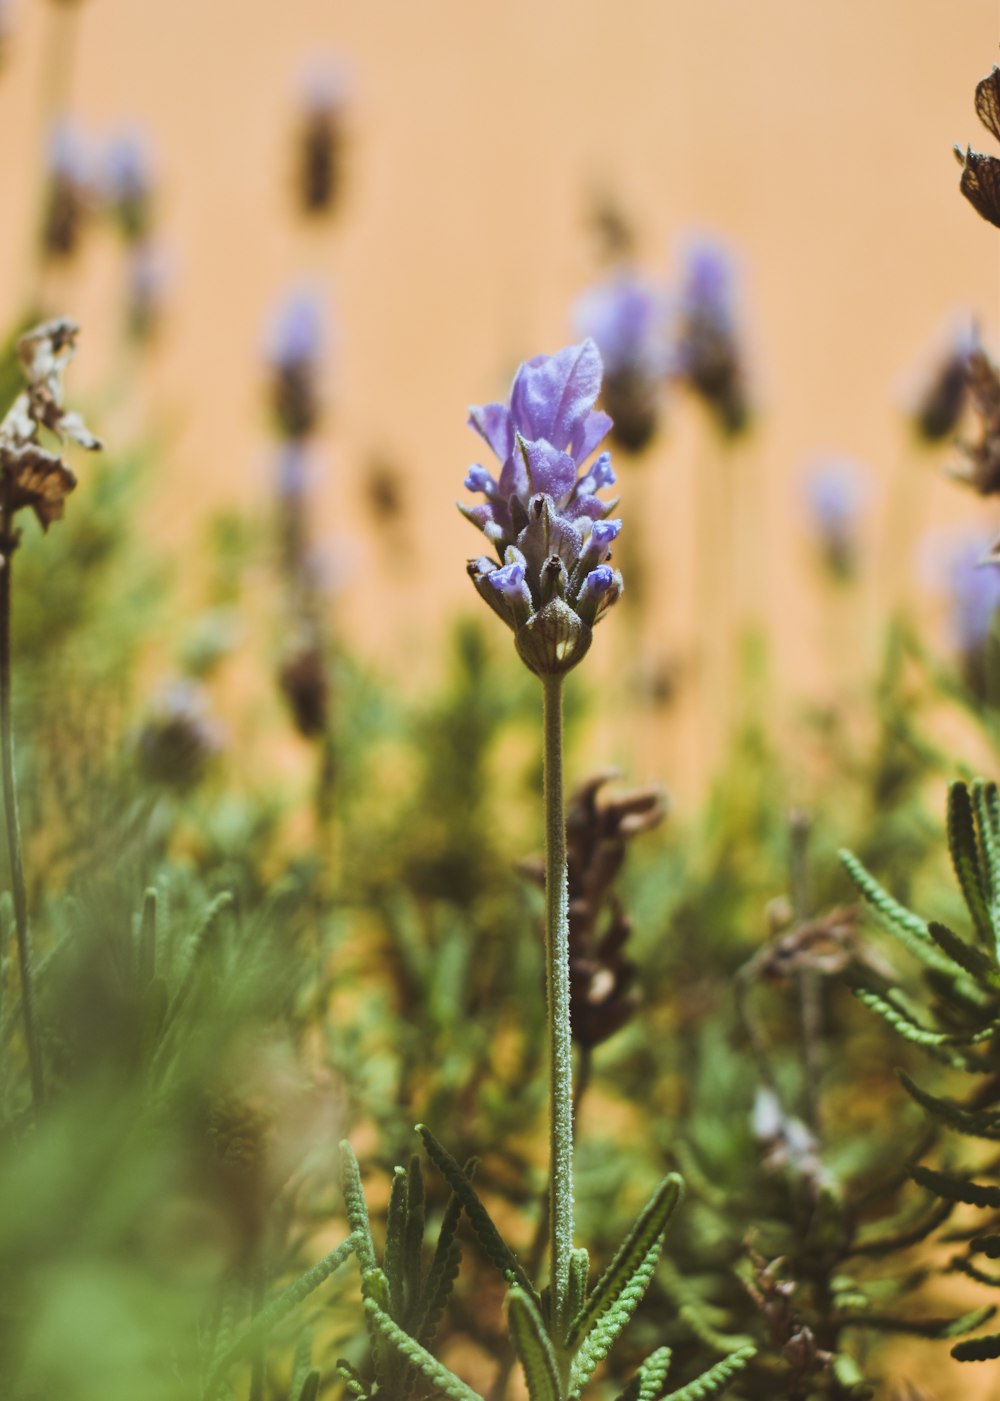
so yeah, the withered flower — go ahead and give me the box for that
[0,318,101,544]
[522,770,666,1046]
[278,633,330,738]
[955,64,1000,229]
[949,346,1000,497]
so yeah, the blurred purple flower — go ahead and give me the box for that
[42,119,93,258]
[135,680,225,790]
[909,321,975,444]
[672,235,751,435]
[294,59,350,215]
[461,340,623,675]
[264,288,328,439]
[802,456,867,580]
[125,241,169,341]
[948,539,1000,655]
[104,127,154,242]
[574,271,668,452]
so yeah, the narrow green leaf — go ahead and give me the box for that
[898,1072,1000,1139]
[910,1163,1000,1207]
[138,887,157,984]
[385,1166,408,1318]
[953,1331,1000,1362]
[973,780,1000,913]
[838,850,955,972]
[340,1142,377,1272]
[848,1195,953,1256]
[402,1156,426,1328]
[569,1237,661,1398]
[862,1303,995,1339]
[295,1371,320,1401]
[952,1256,1000,1287]
[632,1347,673,1401]
[852,987,998,1050]
[662,1346,755,1401]
[568,1175,683,1348]
[567,1248,589,1326]
[205,1236,354,1387]
[415,1159,474,1348]
[418,1125,539,1305]
[290,1328,313,1400]
[363,1298,485,1401]
[927,921,997,983]
[507,1287,562,1401]
[948,781,994,949]
[335,1358,370,1399]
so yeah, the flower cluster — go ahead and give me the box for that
[460,340,623,676]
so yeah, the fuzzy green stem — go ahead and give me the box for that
[542,672,573,1336]
[0,527,43,1111]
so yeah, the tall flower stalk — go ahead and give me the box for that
[0,319,100,1112]
[460,338,623,1330]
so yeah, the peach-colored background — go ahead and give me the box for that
[0,0,998,809]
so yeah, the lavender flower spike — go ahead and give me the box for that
[461,340,623,675]
[574,271,668,452]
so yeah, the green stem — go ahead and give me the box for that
[0,526,43,1111]
[542,672,573,1336]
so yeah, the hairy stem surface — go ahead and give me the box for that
[542,672,573,1337]
[0,528,43,1111]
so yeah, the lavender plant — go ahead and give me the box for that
[0,317,100,1110]
[332,341,754,1401]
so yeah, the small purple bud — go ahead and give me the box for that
[578,565,614,601]
[490,559,526,596]
[590,518,621,553]
[464,464,495,494]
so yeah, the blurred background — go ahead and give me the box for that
[2,6,1000,1400]
[0,0,997,805]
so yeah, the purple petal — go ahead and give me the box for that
[578,565,615,601]
[520,437,577,502]
[497,443,530,503]
[509,340,603,450]
[457,500,505,543]
[468,402,513,462]
[576,451,616,495]
[569,409,613,466]
[490,559,526,595]
[564,495,607,522]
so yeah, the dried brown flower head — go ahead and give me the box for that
[522,770,666,1046]
[949,346,1000,498]
[0,318,101,542]
[956,65,1000,229]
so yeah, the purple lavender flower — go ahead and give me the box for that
[104,127,154,242]
[802,456,867,580]
[135,680,225,789]
[461,340,623,675]
[948,539,1000,654]
[294,60,350,215]
[125,241,169,342]
[574,272,668,452]
[42,119,92,258]
[672,236,750,436]
[265,288,327,439]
